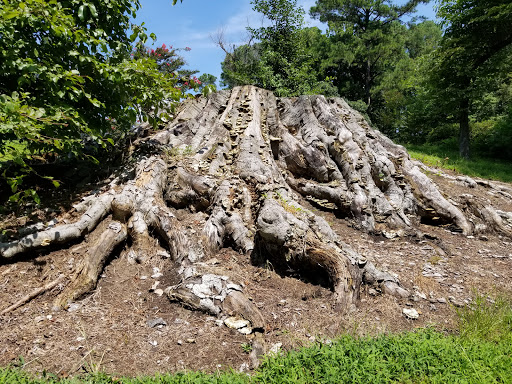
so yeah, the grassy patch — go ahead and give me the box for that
[403,141,512,183]
[2,295,511,384]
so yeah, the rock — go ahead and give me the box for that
[268,342,283,356]
[150,281,160,291]
[154,289,164,296]
[402,308,419,319]
[437,297,447,304]
[157,250,171,258]
[238,327,253,335]
[151,267,163,279]
[67,303,81,312]
[147,318,167,328]
[186,338,196,343]
[448,296,464,307]
[224,317,251,330]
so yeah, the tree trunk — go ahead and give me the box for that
[1,85,510,364]
[459,97,471,160]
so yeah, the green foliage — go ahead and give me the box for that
[427,0,512,158]
[404,140,512,183]
[0,0,194,204]
[310,0,428,119]
[221,0,335,97]
[457,292,512,344]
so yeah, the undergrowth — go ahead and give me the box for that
[1,293,511,384]
[403,141,512,183]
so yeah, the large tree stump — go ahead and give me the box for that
[1,86,511,365]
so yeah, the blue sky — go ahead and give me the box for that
[135,0,436,85]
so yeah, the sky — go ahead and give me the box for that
[135,0,436,86]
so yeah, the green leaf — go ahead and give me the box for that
[30,190,41,205]
[88,3,98,18]
[78,5,85,21]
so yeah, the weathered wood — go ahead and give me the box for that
[53,219,127,308]
[3,85,511,367]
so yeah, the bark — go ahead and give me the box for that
[1,85,511,364]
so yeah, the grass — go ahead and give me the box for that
[403,141,512,183]
[1,293,511,384]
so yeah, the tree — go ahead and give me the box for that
[220,0,333,96]
[377,20,442,139]
[0,0,184,203]
[432,0,512,159]
[310,0,429,118]
[2,86,511,366]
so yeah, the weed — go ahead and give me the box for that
[456,291,512,343]
[240,343,252,354]
[428,255,443,265]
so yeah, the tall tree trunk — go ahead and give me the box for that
[459,97,471,160]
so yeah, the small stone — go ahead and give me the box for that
[448,296,464,307]
[224,317,251,330]
[157,250,171,258]
[151,267,163,279]
[186,338,196,344]
[150,281,160,291]
[177,340,183,345]
[437,297,447,304]
[268,342,283,356]
[368,288,379,296]
[147,318,167,328]
[238,327,253,335]
[215,319,224,327]
[35,316,45,323]
[154,289,164,296]
[403,308,419,319]
[140,275,148,280]
[76,336,86,342]
[149,340,158,347]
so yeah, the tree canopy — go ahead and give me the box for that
[0,0,197,203]
[429,0,512,159]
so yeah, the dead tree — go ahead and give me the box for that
[1,86,511,361]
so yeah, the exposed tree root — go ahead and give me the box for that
[1,85,511,365]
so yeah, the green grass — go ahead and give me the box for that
[403,141,512,183]
[1,293,511,384]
